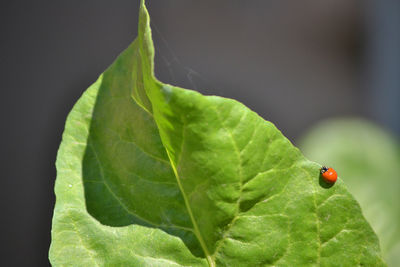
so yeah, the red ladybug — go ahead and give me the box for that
[320,166,337,183]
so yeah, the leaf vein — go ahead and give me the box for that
[210,106,246,259]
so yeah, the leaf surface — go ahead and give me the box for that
[49,1,385,266]
[299,118,399,267]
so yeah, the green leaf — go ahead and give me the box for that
[299,118,400,267]
[49,1,386,266]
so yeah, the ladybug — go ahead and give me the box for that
[320,166,337,183]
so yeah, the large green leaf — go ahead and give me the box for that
[49,1,385,266]
[299,118,400,267]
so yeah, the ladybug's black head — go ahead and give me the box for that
[320,166,328,174]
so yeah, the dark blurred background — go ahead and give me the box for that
[1,0,398,266]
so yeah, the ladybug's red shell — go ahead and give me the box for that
[320,166,337,183]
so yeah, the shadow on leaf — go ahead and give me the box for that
[81,49,204,257]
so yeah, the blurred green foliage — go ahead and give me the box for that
[299,118,400,266]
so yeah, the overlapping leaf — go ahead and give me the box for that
[49,1,385,266]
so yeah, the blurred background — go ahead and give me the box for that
[1,0,398,266]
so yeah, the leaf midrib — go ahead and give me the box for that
[164,128,216,267]
[128,87,214,265]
